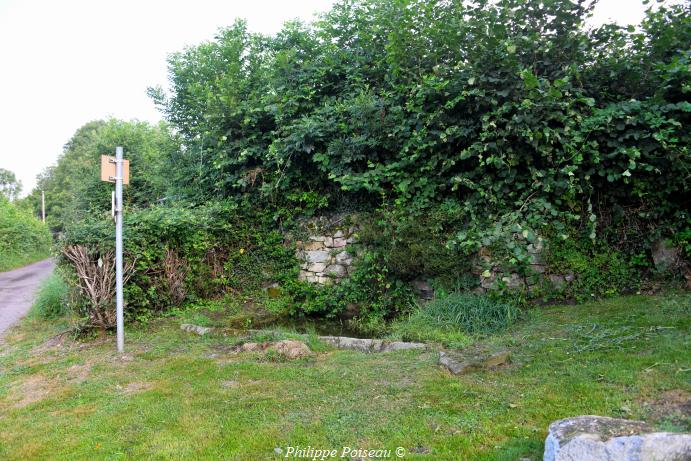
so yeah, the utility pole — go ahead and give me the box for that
[114,146,124,353]
[41,190,45,223]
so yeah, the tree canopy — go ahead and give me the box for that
[0,168,22,202]
[25,119,179,231]
[147,0,688,242]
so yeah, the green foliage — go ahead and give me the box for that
[24,119,179,232]
[46,0,690,326]
[283,251,415,323]
[672,223,691,259]
[0,168,22,201]
[150,0,688,244]
[0,197,52,271]
[30,272,69,319]
[359,200,473,286]
[544,229,641,301]
[59,201,297,316]
[420,293,518,334]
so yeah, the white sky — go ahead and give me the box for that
[0,0,668,196]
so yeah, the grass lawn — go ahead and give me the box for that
[0,294,688,460]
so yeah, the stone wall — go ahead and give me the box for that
[474,237,576,293]
[296,226,358,284]
[293,222,586,294]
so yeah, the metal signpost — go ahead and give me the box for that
[101,148,130,353]
[114,147,124,353]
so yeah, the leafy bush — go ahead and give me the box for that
[0,197,52,271]
[358,201,473,286]
[283,251,416,322]
[150,0,688,247]
[59,201,298,319]
[544,228,641,301]
[673,225,691,260]
[30,272,69,319]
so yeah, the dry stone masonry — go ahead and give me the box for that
[544,415,691,461]
[474,236,576,294]
[296,226,358,284]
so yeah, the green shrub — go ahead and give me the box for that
[284,251,416,324]
[359,201,473,287]
[673,225,691,260]
[59,201,298,317]
[151,0,689,252]
[0,197,52,271]
[30,272,69,319]
[544,229,641,301]
[47,0,691,325]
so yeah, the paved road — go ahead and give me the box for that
[0,259,54,337]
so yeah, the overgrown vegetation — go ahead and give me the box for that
[58,203,297,327]
[30,272,69,319]
[392,293,520,345]
[0,196,51,272]
[25,0,690,331]
[23,119,178,233]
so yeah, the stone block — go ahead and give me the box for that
[308,262,327,273]
[549,274,566,289]
[306,250,330,263]
[335,251,352,264]
[319,336,424,353]
[482,351,511,367]
[501,273,525,289]
[530,264,546,274]
[316,275,333,285]
[544,415,690,461]
[527,240,544,254]
[303,240,325,251]
[480,272,496,289]
[412,278,434,300]
[181,324,213,336]
[438,350,511,375]
[652,239,680,272]
[325,264,346,277]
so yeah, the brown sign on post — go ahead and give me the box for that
[100,155,130,184]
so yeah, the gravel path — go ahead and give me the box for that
[0,259,54,337]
